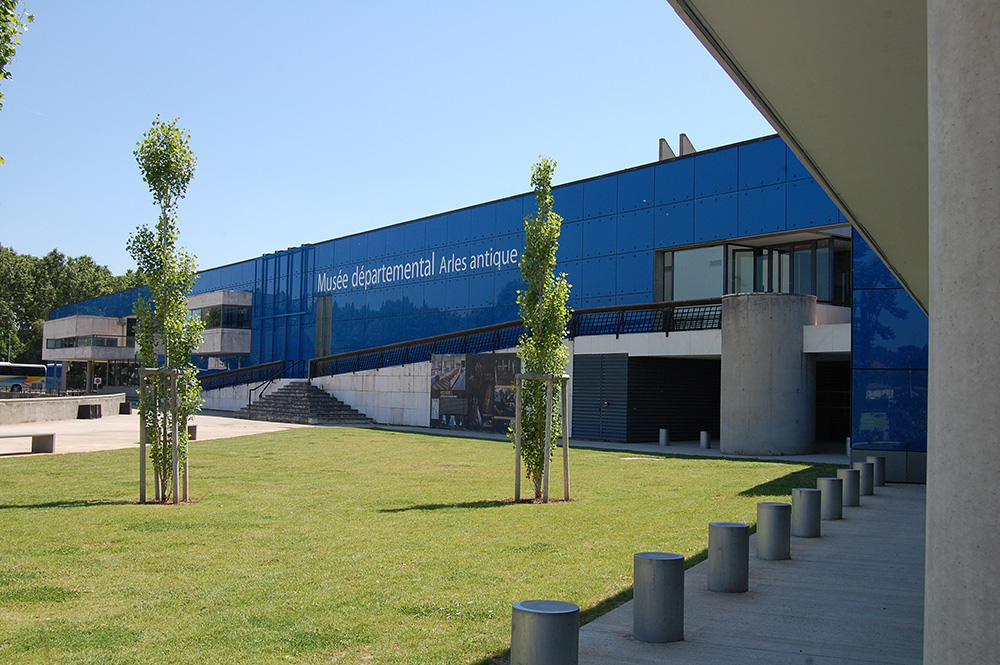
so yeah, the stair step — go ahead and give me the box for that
[237,381,374,426]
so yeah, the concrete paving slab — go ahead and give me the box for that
[580,483,925,664]
[0,412,308,456]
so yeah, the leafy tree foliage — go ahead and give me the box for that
[511,158,572,499]
[127,116,202,503]
[1,0,32,164]
[0,244,142,362]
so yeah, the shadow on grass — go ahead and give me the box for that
[738,464,841,497]
[472,548,710,665]
[0,499,131,510]
[379,499,512,513]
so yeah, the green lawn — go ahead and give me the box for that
[0,428,837,664]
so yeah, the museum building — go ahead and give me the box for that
[42,134,928,481]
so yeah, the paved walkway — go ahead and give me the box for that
[0,411,307,456]
[580,482,926,664]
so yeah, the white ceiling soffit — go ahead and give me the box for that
[668,1,928,311]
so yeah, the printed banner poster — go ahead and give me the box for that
[430,353,520,432]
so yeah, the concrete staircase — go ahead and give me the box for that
[236,381,374,426]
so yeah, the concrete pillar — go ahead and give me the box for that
[720,293,817,455]
[866,455,886,487]
[838,468,860,507]
[791,488,821,537]
[633,552,684,643]
[927,2,1000,661]
[818,477,843,520]
[756,502,791,560]
[511,600,579,665]
[85,361,94,394]
[707,522,749,592]
[853,461,874,496]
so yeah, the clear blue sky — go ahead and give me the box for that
[0,1,773,275]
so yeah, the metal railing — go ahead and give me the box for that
[247,359,307,409]
[198,359,304,392]
[309,298,722,379]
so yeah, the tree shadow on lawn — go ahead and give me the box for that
[737,464,841,497]
[379,499,513,513]
[0,499,131,510]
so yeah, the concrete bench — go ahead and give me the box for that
[0,432,55,453]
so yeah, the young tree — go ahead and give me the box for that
[127,116,203,503]
[512,157,572,499]
[1,0,32,165]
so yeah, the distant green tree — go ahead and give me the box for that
[510,157,572,500]
[127,115,203,503]
[1,0,33,164]
[0,244,30,359]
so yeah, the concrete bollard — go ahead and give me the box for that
[659,428,669,447]
[633,552,684,643]
[511,600,580,665]
[707,522,749,592]
[867,455,886,487]
[838,468,861,507]
[791,488,821,537]
[854,461,874,496]
[756,502,791,560]
[817,477,844,520]
[700,431,710,449]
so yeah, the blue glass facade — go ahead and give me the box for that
[851,230,929,452]
[48,134,927,453]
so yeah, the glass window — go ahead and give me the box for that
[673,246,724,301]
[755,249,771,292]
[221,305,251,329]
[792,243,813,295]
[816,239,832,302]
[833,239,852,306]
[772,249,791,293]
[662,252,673,301]
[729,246,754,294]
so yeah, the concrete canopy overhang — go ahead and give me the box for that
[668,1,928,311]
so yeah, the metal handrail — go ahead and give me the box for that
[247,359,306,409]
[198,360,287,392]
[309,298,723,379]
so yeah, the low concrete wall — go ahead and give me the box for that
[314,364,431,427]
[0,393,126,425]
[200,379,291,412]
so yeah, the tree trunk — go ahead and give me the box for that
[532,470,543,500]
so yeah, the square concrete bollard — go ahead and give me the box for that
[791,488,821,537]
[818,477,844,520]
[853,461,875,496]
[633,552,684,643]
[708,522,749,592]
[511,600,579,665]
[838,468,861,507]
[756,502,791,560]
[866,455,886,487]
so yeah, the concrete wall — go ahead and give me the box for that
[314,364,431,427]
[0,393,126,425]
[720,293,817,455]
[925,2,1000,661]
[201,378,290,412]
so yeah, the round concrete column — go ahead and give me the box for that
[511,600,579,665]
[791,488,821,537]
[707,522,749,592]
[633,552,684,643]
[853,461,875,496]
[927,3,1000,661]
[866,455,886,487]
[756,502,791,560]
[817,477,843,520]
[838,468,860,507]
[720,293,817,455]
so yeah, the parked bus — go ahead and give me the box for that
[0,362,46,392]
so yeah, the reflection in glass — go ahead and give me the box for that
[673,246,724,300]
